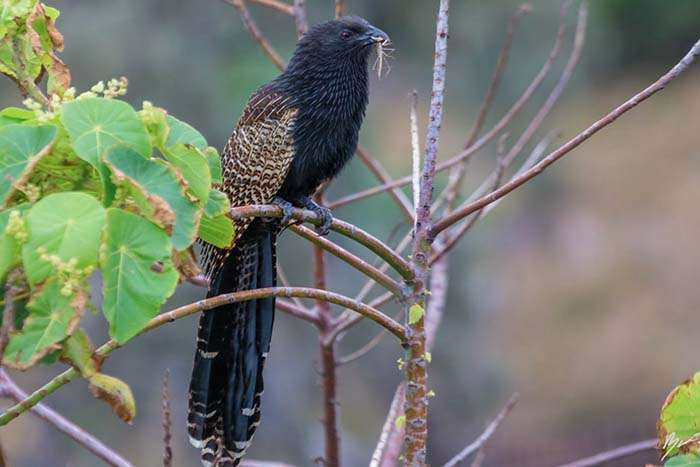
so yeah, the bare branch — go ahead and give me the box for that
[371,383,406,467]
[290,224,405,297]
[432,34,700,237]
[223,0,286,71]
[442,394,519,467]
[229,204,415,281]
[353,146,415,222]
[0,369,132,467]
[0,287,406,426]
[329,3,570,207]
[276,298,318,323]
[161,369,173,467]
[410,90,421,219]
[555,439,657,467]
[292,0,308,38]
[334,0,345,19]
[248,0,294,15]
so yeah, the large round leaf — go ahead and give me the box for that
[0,124,56,207]
[101,208,178,343]
[22,192,105,285]
[61,97,151,204]
[105,146,201,250]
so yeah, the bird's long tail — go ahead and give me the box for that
[188,221,277,466]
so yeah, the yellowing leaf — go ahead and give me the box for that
[659,373,700,458]
[88,372,136,423]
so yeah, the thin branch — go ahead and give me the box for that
[555,439,658,467]
[0,287,406,426]
[334,0,345,19]
[290,224,405,298]
[329,3,570,208]
[161,369,173,467]
[431,133,553,264]
[354,146,415,222]
[0,369,132,467]
[224,0,286,71]
[292,0,308,38]
[371,383,406,467]
[442,394,519,467]
[229,204,415,281]
[276,265,307,310]
[248,0,294,15]
[432,34,700,237]
[410,90,421,220]
[276,298,319,323]
[442,3,530,211]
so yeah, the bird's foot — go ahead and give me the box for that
[298,196,333,236]
[272,196,295,226]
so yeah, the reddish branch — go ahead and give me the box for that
[248,0,294,15]
[432,36,700,237]
[224,0,286,70]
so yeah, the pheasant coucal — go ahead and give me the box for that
[188,16,390,466]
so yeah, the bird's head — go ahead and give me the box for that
[289,16,390,67]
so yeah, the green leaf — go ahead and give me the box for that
[659,372,700,458]
[0,124,56,207]
[61,329,98,377]
[3,279,86,369]
[408,304,424,325]
[22,192,105,286]
[205,189,230,218]
[101,208,178,343]
[204,146,222,183]
[105,147,201,250]
[88,372,136,423]
[165,114,206,150]
[162,144,211,205]
[61,97,151,204]
[667,455,700,466]
[199,214,235,248]
[0,107,35,126]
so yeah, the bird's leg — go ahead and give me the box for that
[297,196,333,236]
[272,196,295,227]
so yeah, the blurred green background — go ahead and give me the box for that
[2,0,700,465]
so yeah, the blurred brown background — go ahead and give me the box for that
[1,0,699,465]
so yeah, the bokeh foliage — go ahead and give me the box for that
[0,0,233,422]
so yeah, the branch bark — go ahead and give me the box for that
[224,0,286,71]
[555,439,657,467]
[0,369,132,467]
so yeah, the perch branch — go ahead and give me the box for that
[0,287,406,426]
[229,204,415,281]
[290,224,405,298]
[432,35,700,236]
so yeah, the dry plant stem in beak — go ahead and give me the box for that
[374,39,393,79]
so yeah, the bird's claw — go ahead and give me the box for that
[272,196,295,226]
[299,196,333,236]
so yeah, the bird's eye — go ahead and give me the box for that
[340,30,352,40]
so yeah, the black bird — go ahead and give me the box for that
[189,16,390,466]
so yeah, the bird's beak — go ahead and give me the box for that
[365,26,390,46]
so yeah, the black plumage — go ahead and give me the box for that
[189,16,389,466]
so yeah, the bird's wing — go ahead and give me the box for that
[200,87,298,279]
